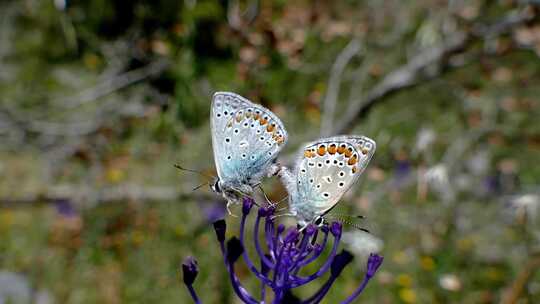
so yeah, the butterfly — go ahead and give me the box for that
[210,92,288,212]
[279,135,376,228]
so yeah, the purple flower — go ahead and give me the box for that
[203,202,226,223]
[182,197,383,303]
[55,199,77,217]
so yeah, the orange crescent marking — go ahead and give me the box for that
[337,145,346,154]
[267,123,275,133]
[328,144,337,154]
[352,166,357,174]
[347,155,357,166]
[317,145,326,156]
[344,147,353,158]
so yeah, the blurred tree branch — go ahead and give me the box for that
[0,183,213,208]
[320,39,362,136]
[333,6,535,134]
[56,59,169,109]
[500,252,540,304]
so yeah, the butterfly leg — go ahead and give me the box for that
[226,201,238,217]
[266,163,281,177]
[270,212,296,221]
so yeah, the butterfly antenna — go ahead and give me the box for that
[330,213,365,220]
[192,182,209,191]
[327,215,370,233]
[174,164,215,180]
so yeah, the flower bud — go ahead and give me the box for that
[182,256,199,285]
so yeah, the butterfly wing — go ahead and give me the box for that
[211,92,288,189]
[290,135,376,223]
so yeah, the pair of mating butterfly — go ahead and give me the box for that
[207,92,375,228]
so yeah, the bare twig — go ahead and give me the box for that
[320,39,361,136]
[500,253,540,304]
[0,183,213,208]
[332,7,534,134]
[57,59,169,109]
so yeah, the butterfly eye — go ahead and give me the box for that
[225,138,231,143]
[224,111,228,115]
[322,192,330,198]
[339,171,345,177]
[338,182,344,187]
[227,156,232,160]
[317,163,323,168]
[314,217,324,226]
[216,113,221,117]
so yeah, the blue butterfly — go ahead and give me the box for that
[279,135,376,228]
[210,92,288,212]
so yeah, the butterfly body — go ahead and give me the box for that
[210,92,288,208]
[279,136,376,227]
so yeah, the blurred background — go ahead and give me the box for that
[1,0,540,303]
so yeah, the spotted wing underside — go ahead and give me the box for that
[210,92,288,187]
